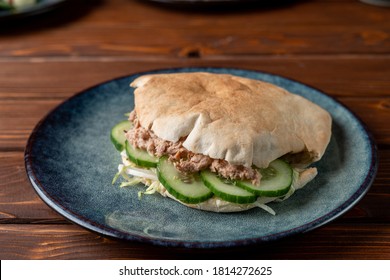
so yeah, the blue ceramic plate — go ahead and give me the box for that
[25,67,377,248]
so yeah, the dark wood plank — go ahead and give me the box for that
[0,152,62,220]
[1,223,390,260]
[0,99,62,150]
[0,96,389,150]
[0,149,388,222]
[340,97,390,145]
[0,0,388,57]
[1,57,388,100]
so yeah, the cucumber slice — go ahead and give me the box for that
[110,120,132,151]
[157,157,213,204]
[200,171,257,204]
[125,140,158,168]
[236,159,293,197]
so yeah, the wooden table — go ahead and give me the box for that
[0,0,389,260]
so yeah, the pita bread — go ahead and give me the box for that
[130,72,331,168]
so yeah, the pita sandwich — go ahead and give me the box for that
[111,72,332,213]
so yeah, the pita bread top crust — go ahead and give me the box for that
[130,72,331,168]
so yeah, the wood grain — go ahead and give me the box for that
[0,99,62,150]
[0,0,389,57]
[1,223,390,260]
[0,57,388,99]
[0,152,61,220]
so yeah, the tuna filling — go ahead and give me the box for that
[126,111,260,184]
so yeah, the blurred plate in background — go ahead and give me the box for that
[0,0,68,21]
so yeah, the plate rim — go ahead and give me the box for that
[24,67,378,248]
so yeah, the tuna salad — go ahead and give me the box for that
[125,111,261,184]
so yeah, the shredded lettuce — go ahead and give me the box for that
[112,164,129,184]
[292,168,300,188]
[254,201,276,215]
[138,181,160,199]
[278,185,296,201]
[112,164,133,185]
[111,167,122,185]
[112,164,152,190]
[112,162,160,200]
[124,166,158,181]
[120,178,143,188]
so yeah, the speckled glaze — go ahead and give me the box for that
[25,67,378,248]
